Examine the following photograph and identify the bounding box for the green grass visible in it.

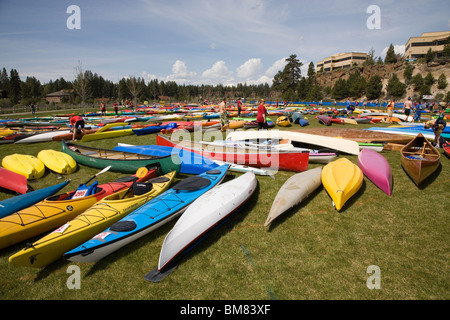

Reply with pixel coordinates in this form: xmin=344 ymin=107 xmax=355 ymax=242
xmin=0 ymin=110 xmax=449 ymax=300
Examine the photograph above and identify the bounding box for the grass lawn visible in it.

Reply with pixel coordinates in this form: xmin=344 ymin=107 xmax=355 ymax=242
xmin=0 ymin=109 xmax=449 ymax=300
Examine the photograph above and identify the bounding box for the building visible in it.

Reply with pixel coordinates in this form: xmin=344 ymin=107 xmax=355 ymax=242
xmin=45 ymin=90 xmax=74 ymax=103
xmin=404 ymin=31 xmax=450 ymax=60
xmin=317 ymin=52 xmax=368 ymax=72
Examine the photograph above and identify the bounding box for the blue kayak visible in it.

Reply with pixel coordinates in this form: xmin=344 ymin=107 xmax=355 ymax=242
xmin=0 ymin=179 xmax=71 ymax=219
xmin=113 ymin=144 xmax=219 ymax=174
xmin=64 ymin=164 xmax=230 ymax=263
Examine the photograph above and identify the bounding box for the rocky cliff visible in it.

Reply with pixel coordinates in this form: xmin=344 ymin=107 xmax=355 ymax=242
xmin=315 ymin=60 xmax=450 ymax=101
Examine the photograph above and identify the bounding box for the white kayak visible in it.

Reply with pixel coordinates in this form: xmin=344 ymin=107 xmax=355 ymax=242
xmin=226 ymin=130 xmax=360 ymax=155
xmin=264 ymin=167 xmax=322 ymax=227
xmin=157 ymin=171 xmax=257 ymax=271
xmin=15 ymin=130 xmax=71 ymax=144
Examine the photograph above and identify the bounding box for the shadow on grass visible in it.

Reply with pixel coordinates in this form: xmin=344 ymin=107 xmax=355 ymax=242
xmin=400 ymin=163 xmax=442 ymax=190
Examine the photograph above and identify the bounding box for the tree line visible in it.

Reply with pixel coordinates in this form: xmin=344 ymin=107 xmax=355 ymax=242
xmin=1 ymin=42 xmax=449 ymax=108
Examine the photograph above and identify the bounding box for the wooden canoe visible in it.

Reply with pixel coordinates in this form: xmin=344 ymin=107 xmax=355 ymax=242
xmin=400 ymin=133 xmax=440 ymax=186
xmin=61 ymin=140 xmax=181 ymax=175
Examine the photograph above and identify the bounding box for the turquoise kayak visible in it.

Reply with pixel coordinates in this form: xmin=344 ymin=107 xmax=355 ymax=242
xmin=64 ymin=164 xmax=230 ymax=262
xmin=0 ymin=179 xmax=70 ymax=219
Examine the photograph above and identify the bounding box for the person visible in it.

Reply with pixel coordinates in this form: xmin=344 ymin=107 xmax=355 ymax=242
xmin=413 ymin=102 xmax=423 ymax=122
xmin=346 ymin=98 xmax=353 ymax=114
xmin=30 ymin=103 xmax=35 ymax=115
xmin=237 ymin=98 xmax=242 ymax=118
xmin=69 ymin=114 xmax=86 ymax=141
xmin=100 ymin=103 xmax=106 ymax=116
xmin=218 ymin=97 xmax=229 ymax=132
xmin=386 ymin=99 xmax=395 ymax=123
xmin=425 ymin=113 xmax=447 ymax=147
xmin=113 ymin=102 xmax=119 ymax=116
xmin=402 ymin=97 xmax=412 ymax=118
xmin=257 ymin=99 xmax=268 ymax=130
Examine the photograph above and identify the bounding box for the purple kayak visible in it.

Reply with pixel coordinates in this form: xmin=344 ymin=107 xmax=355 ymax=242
xmin=357 ymin=148 xmax=393 ymax=196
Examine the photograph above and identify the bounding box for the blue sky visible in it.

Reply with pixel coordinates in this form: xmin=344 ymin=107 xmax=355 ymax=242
xmin=1 ymin=0 xmax=449 ymax=85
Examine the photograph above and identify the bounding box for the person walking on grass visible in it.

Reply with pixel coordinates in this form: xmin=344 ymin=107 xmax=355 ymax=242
xmin=402 ymin=97 xmax=412 ymax=118
xmin=386 ymin=99 xmax=395 ymax=123
xmin=218 ymin=97 xmax=229 ymax=132
xmin=257 ymin=99 xmax=268 ymax=130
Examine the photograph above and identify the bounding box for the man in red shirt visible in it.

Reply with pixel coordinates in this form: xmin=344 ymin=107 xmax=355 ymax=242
xmin=257 ymin=99 xmax=268 ymax=130
xmin=69 ymin=115 xmax=86 ymax=141
xmin=237 ymin=98 xmax=242 ymax=118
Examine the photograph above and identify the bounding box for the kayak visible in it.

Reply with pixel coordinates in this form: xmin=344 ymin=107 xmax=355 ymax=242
xmin=37 ymin=149 xmax=77 ymax=175
xmin=2 ymin=154 xmax=45 ymax=179
xmin=264 ymin=167 xmax=322 ymax=227
xmin=10 ymin=171 xmax=175 ymax=268
xmin=15 ymin=130 xmax=72 ymax=144
xmin=0 ymin=167 xmax=157 ymax=250
xmin=62 ymin=164 xmax=230 ymax=263
xmin=81 ymin=123 xmax=134 ymax=142
xmin=113 ymin=144 xmax=219 ymax=175
xmin=154 ymin=170 xmax=257 ymax=274
xmin=357 ymin=148 xmax=393 ymax=195
xmin=0 ymin=179 xmax=70 ymax=219
xmin=61 ymin=140 xmax=181 ymax=175
xmin=321 ymin=158 xmax=363 ymax=211
xmin=0 ymin=167 xmax=29 ymax=194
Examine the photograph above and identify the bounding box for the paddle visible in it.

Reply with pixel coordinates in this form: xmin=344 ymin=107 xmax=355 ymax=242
xmin=84 ymin=165 xmax=112 ymax=185
xmin=120 ymin=166 xmax=149 ymax=199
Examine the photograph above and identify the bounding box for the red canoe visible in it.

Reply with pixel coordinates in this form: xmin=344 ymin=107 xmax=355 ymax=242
xmin=156 ymin=134 xmax=309 ymax=172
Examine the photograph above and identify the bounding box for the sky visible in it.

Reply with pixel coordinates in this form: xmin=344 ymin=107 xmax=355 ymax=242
xmin=1 ymin=0 xmax=449 ymax=86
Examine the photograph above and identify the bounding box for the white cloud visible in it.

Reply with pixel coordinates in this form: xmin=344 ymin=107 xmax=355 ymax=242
xmin=201 ymin=60 xmax=234 ymax=84
xmin=265 ymin=57 xmax=288 ymax=78
xmin=165 ymin=60 xmax=197 ymax=83
xmin=142 ymin=72 xmax=157 ymax=81
xmin=236 ymin=58 xmax=263 ymax=79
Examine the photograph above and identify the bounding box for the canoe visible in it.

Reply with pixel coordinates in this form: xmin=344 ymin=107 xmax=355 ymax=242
xmin=153 ymin=170 xmax=257 ymax=274
xmin=366 ymin=127 xmax=440 ymax=140
xmin=226 ymin=130 xmax=360 ymax=155
xmin=37 ymin=149 xmax=77 ymax=175
xmin=113 ymin=144 xmax=219 ymax=175
xmin=0 ymin=180 xmax=70 ymax=219
xmin=156 ymin=134 xmax=309 ymax=172
xmin=321 ymin=158 xmax=363 ymax=211
xmin=2 ymin=154 xmax=45 ymax=179
xmin=9 ymin=171 xmax=175 ymax=268
xmin=0 ymin=167 xmax=157 ymax=250
xmin=264 ymin=167 xmax=322 ymax=227
xmin=292 ymin=128 xmax=413 ymax=144
xmin=62 ymin=164 xmax=230 ymax=263
xmin=15 ymin=130 xmax=72 ymax=144
xmin=61 ymin=140 xmax=181 ymax=175
xmin=357 ymin=148 xmax=393 ymax=195
xmin=400 ymin=133 xmax=441 ymax=186
xmin=81 ymin=123 xmax=134 ymax=142
xmin=0 ymin=167 xmax=29 ymax=194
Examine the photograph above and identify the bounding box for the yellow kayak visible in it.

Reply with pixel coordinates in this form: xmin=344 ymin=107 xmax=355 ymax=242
xmin=276 ymin=116 xmax=291 ymax=127
xmin=321 ymin=158 xmax=363 ymax=211
xmin=37 ymin=149 xmax=77 ymax=174
xmin=9 ymin=171 xmax=176 ymax=268
xmin=1 ymin=154 xmax=45 ymax=179
xmin=81 ymin=123 xmax=134 ymax=142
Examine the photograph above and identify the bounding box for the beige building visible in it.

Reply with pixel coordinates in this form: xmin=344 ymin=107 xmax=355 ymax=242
xmin=316 ymin=52 xmax=368 ymax=72
xmin=404 ymin=31 xmax=450 ymax=60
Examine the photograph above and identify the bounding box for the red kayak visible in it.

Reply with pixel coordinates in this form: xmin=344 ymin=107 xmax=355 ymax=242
xmin=0 ymin=167 xmax=29 ymax=194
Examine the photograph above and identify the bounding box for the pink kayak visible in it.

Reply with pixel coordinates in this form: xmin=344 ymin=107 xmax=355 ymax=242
xmin=357 ymin=148 xmax=393 ymax=196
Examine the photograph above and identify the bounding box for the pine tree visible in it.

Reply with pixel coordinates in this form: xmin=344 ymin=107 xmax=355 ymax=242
xmin=9 ymin=69 xmax=21 ymax=105
xmin=437 ymin=73 xmax=448 ymax=90
xmin=386 ymin=73 xmax=406 ymax=98
xmin=384 ymin=44 xmax=397 ymax=64
xmin=366 ymin=75 xmax=383 ymax=100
